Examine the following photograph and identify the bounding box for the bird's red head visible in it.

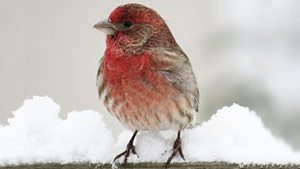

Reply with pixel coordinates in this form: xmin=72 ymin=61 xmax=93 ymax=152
xmin=94 ymin=4 xmax=177 ymax=55
xmin=108 ymin=4 xmax=163 ymax=28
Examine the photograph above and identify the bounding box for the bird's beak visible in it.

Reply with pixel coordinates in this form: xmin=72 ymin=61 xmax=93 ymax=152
xmin=93 ymin=19 xmax=116 ymax=35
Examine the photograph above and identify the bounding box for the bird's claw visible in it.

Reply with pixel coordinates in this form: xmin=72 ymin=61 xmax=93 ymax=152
xmin=113 ymin=130 xmax=139 ymax=166
xmin=113 ymin=143 xmax=137 ymax=166
xmin=165 ymin=132 xmax=185 ymax=168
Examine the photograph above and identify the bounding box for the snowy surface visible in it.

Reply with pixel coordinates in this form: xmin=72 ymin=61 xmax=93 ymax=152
xmin=0 ymin=96 xmax=114 ymax=165
xmin=0 ymin=96 xmax=299 ymax=166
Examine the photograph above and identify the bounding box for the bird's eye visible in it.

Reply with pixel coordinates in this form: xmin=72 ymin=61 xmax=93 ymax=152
xmin=123 ymin=21 xmax=133 ymax=28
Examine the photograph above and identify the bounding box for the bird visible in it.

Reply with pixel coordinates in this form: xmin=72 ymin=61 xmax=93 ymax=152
xmin=94 ymin=3 xmax=199 ymax=167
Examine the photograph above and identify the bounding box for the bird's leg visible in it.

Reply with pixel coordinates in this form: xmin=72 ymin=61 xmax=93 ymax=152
xmin=114 ymin=130 xmax=138 ymax=165
xmin=165 ymin=130 xmax=185 ymax=168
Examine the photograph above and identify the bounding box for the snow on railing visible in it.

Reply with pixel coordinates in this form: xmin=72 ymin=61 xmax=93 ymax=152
xmin=1 ymin=96 xmax=300 ymax=167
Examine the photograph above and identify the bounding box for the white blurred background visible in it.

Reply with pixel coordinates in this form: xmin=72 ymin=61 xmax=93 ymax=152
xmin=0 ymin=0 xmax=300 ymax=150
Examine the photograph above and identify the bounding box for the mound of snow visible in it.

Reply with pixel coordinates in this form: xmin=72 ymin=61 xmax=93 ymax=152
xmin=0 ymin=96 xmax=113 ymax=166
xmin=0 ymin=96 xmax=299 ymax=165
xmin=183 ymin=104 xmax=300 ymax=164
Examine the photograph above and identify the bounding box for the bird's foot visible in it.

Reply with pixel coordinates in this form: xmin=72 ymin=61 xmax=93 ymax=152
xmin=165 ymin=131 xmax=185 ymax=168
xmin=113 ymin=142 xmax=137 ymax=166
xmin=113 ymin=130 xmax=138 ymax=166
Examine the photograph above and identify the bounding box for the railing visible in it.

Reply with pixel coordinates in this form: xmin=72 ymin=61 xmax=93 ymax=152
xmin=1 ymin=162 xmax=299 ymax=169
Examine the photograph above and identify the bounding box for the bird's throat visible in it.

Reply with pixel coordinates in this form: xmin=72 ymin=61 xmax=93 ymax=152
xmin=103 ymin=50 xmax=152 ymax=85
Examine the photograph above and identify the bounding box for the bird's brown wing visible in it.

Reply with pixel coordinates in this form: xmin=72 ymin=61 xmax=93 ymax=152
xmin=152 ymin=47 xmax=200 ymax=113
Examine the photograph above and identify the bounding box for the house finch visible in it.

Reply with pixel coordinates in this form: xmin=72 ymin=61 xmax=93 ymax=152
xmin=94 ymin=3 xmax=199 ymax=167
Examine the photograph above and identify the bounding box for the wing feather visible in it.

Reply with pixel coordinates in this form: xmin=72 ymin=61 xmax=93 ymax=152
xmin=152 ymin=48 xmax=200 ymax=113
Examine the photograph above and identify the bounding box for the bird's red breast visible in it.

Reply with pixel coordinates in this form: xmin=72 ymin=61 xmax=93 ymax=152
xmin=100 ymin=49 xmax=185 ymax=130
